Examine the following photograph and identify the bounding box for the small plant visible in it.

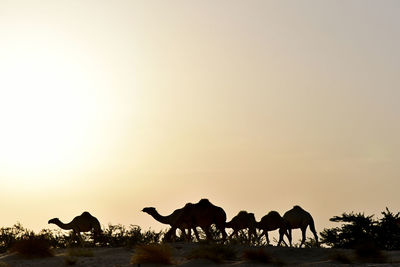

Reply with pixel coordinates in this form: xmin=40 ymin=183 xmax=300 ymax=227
xmin=329 ymin=252 xmax=353 ymax=264
xmin=67 ymin=248 xmax=94 ymax=257
xmin=186 ymin=243 xmax=237 ymax=263
xmin=10 ymin=238 xmax=53 ymax=258
xmin=243 ymin=248 xmax=272 ymax=263
xmin=355 ymin=241 xmax=387 ymax=263
xmin=64 ymin=256 xmax=78 ymax=265
xmin=131 ymin=244 xmax=174 ymax=265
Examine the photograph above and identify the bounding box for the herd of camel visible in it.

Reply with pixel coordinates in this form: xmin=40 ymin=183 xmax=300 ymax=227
xmin=48 ymin=199 xmax=319 ymax=248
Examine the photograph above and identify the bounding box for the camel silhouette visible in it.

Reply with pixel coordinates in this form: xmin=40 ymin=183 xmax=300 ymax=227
xmin=173 ymin=199 xmax=227 ymax=242
xmin=142 ymin=205 xmax=200 ymax=241
xmin=277 ymin=205 xmax=318 ymax=247
xmin=226 ymin=210 xmax=257 ymax=243
xmin=257 ymin=211 xmax=288 ymax=246
xmin=48 ymin=211 xmax=102 ymax=243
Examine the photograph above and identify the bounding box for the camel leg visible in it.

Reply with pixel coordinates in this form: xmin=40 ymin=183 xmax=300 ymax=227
xmin=265 ymin=231 xmax=270 ymax=245
xmin=247 ymin=229 xmax=252 ymax=244
xmin=277 ymin=228 xmax=284 ymax=246
xmin=184 ymin=228 xmax=190 ymax=241
xmin=193 ymin=227 xmax=201 ymax=242
xmin=217 ymin=224 xmax=227 ymax=242
xmin=203 ymin=226 xmax=213 ymax=241
xmin=249 ymin=228 xmax=256 ymax=244
xmin=287 ymin=228 xmax=293 ymax=247
xmin=309 ymin=222 xmax=319 ymax=247
xmin=229 ymin=230 xmax=237 ymax=240
xmin=300 ymin=227 xmax=307 ymax=248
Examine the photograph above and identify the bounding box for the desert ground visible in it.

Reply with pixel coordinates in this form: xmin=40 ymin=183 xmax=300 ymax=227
xmin=2 ymin=242 xmax=400 ymax=267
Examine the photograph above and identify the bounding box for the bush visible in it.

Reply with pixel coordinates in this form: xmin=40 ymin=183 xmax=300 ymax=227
xmin=186 ymin=243 xmax=237 ymax=263
xmin=131 ymin=244 xmax=174 ymax=265
xmin=242 ymin=248 xmax=273 ymax=263
xmin=355 ymin=241 xmax=387 ymax=263
xmin=10 ymin=238 xmax=53 ymax=258
xmin=321 ymin=208 xmax=400 ymax=250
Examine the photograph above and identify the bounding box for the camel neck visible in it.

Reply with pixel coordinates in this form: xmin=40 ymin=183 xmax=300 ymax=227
xmin=56 ymin=220 xmax=74 ymax=230
xmin=150 ymin=211 xmax=172 ymax=224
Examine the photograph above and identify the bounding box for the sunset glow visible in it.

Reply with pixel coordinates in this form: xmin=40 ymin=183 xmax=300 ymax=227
xmin=0 ymin=0 xmax=399 ymax=236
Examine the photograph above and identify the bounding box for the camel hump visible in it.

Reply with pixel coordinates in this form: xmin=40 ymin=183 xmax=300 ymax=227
xmin=81 ymin=211 xmax=92 ymax=217
xmin=238 ymin=210 xmax=248 ymax=216
xmin=198 ymin=198 xmax=211 ymax=205
xmin=184 ymin=203 xmax=194 ymax=208
xmin=293 ymin=205 xmax=304 ymax=211
xmin=267 ymin=210 xmax=281 ymax=217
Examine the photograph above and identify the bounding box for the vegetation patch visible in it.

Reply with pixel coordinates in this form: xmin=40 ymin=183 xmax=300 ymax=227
xmin=355 ymin=241 xmax=387 ymax=263
xmin=10 ymin=238 xmax=53 ymax=258
xmin=329 ymin=252 xmax=353 ymax=264
xmin=242 ymin=248 xmax=285 ymax=265
xmin=64 ymin=256 xmax=78 ymax=265
xmin=131 ymin=243 xmax=174 ymax=265
xmin=186 ymin=243 xmax=237 ymax=264
xmin=67 ymin=248 xmax=94 ymax=257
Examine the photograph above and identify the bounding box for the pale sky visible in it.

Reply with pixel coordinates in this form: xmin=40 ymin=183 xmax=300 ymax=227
xmin=0 ymin=0 xmax=399 ymax=237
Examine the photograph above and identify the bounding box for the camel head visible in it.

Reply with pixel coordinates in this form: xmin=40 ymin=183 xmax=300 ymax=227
xmin=142 ymin=207 xmax=156 ymax=214
xmin=48 ymin=218 xmax=60 ymax=225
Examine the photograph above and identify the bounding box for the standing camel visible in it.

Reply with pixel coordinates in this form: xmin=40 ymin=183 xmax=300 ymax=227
xmin=48 ymin=211 xmax=102 ymax=244
xmin=257 ymin=211 xmax=288 ymax=246
xmin=226 ymin=211 xmax=257 ymax=243
xmin=142 ymin=205 xmax=200 ymax=241
xmin=277 ymin=205 xmax=318 ymax=247
xmin=173 ymin=199 xmax=227 ymax=242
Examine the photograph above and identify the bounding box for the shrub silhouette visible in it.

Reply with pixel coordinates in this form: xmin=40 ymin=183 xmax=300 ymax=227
xmin=10 ymin=238 xmax=53 ymax=258
xmin=131 ymin=244 xmax=174 ymax=265
xmin=0 ymin=223 xmax=164 ymax=251
xmin=321 ymin=208 xmax=400 ymax=250
xmin=186 ymin=243 xmax=238 ymax=263
xmin=242 ymin=248 xmax=273 ymax=263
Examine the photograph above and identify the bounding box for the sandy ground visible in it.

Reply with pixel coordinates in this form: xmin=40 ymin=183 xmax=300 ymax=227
xmin=2 ymin=243 xmax=400 ymax=267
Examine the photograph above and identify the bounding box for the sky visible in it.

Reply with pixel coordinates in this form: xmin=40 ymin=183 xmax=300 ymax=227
xmin=1 ymin=0 xmax=400 ymax=239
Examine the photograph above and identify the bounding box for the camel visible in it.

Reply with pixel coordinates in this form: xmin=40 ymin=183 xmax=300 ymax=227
xmin=48 ymin=211 xmax=102 ymax=244
xmin=226 ymin=210 xmax=257 ymax=243
xmin=173 ymin=199 xmax=227 ymax=242
xmin=277 ymin=205 xmax=319 ymax=247
xmin=142 ymin=205 xmax=200 ymax=242
xmin=257 ymin=211 xmax=288 ymax=246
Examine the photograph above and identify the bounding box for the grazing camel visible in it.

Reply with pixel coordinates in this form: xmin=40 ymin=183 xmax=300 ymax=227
xmin=48 ymin=211 xmax=102 ymax=243
xmin=142 ymin=205 xmax=200 ymax=241
xmin=257 ymin=211 xmax=288 ymax=246
xmin=226 ymin=211 xmax=257 ymax=243
xmin=174 ymin=199 xmax=227 ymax=242
xmin=277 ymin=205 xmax=319 ymax=247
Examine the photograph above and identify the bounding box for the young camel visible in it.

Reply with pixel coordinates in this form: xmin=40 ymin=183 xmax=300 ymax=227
xmin=257 ymin=211 xmax=288 ymax=246
xmin=226 ymin=211 xmax=257 ymax=243
xmin=277 ymin=205 xmax=319 ymax=247
xmin=48 ymin=211 xmax=102 ymax=244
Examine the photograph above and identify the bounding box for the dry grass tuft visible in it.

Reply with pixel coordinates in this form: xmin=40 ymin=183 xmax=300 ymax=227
xmin=131 ymin=243 xmax=174 ymax=265
xmin=242 ymin=248 xmax=273 ymax=263
xmin=67 ymin=248 xmax=94 ymax=257
xmin=355 ymin=242 xmax=387 ymax=263
xmin=10 ymin=238 xmax=53 ymax=258
xmin=186 ymin=243 xmax=237 ymax=264
xmin=329 ymin=252 xmax=353 ymax=264
xmin=242 ymin=248 xmax=285 ymax=265
xmin=64 ymin=256 xmax=78 ymax=265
